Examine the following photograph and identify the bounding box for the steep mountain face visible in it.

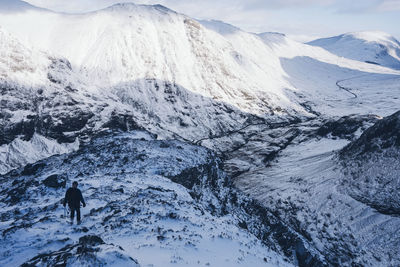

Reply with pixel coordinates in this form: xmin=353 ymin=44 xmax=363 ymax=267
xmin=0 ymin=23 xmax=253 ymax=174
xmin=340 ymin=111 xmax=400 ymax=214
xmin=0 ymin=2 xmax=304 ymax=116
xmin=0 ymin=27 xmax=136 ymax=173
xmin=1 ymin=2 xmax=321 ymax=174
xmin=308 ymin=31 xmax=400 ymax=70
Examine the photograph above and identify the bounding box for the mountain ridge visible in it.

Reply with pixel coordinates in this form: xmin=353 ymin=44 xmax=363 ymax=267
xmin=308 ymin=31 xmax=400 ymax=70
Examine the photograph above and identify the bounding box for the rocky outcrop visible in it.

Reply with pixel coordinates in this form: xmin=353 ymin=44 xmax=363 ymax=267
xmin=317 ymin=114 xmax=379 ymax=140
xmin=340 ymin=111 xmax=400 ymax=156
xmin=340 ymin=111 xmax=400 ymax=215
xmin=21 ymin=235 xmax=139 ymax=267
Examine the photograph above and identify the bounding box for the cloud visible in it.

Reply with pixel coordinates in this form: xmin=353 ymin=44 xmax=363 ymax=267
xmin=21 ymin=0 xmax=400 ymax=40
xmin=24 ymin=0 xmax=151 ymax=13
xmin=329 ymin=0 xmax=400 ymax=13
xmin=377 ymin=0 xmax=400 ymax=11
xmin=23 ymin=0 xmax=400 ymax=14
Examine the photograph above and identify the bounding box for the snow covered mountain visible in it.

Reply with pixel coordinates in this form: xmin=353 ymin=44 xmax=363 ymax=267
xmin=1 ymin=1 xmax=400 ymax=266
xmin=3 ymin=2 xmax=398 ymax=174
xmin=308 ymin=31 xmax=400 ymax=70
xmin=0 ymin=2 xmax=303 ymax=115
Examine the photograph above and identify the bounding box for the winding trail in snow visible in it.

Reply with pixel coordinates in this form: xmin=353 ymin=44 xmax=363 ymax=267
xmin=335 ymin=74 xmax=371 ymax=99
xmin=335 ymin=80 xmax=357 ymax=98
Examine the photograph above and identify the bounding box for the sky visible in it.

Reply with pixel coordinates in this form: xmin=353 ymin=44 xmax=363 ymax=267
xmin=23 ymin=0 xmax=400 ymax=42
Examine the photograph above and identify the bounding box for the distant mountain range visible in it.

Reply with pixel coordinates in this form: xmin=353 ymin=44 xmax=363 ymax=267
xmin=309 ymin=31 xmax=400 ymax=70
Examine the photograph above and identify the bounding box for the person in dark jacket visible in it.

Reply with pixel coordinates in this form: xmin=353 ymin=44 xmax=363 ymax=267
xmin=63 ymin=181 xmax=86 ymax=224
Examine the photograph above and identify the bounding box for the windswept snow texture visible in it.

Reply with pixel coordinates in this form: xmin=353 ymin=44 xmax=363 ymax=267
xmin=308 ymin=31 xmax=400 ymax=70
xmin=0 ymin=131 xmax=292 ymax=267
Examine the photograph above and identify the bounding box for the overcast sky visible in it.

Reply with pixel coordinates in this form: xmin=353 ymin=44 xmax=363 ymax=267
xmin=24 ymin=0 xmax=400 ymax=42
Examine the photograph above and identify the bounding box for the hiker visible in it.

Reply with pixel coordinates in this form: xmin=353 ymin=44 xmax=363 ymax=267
xmin=63 ymin=181 xmax=86 ymax=224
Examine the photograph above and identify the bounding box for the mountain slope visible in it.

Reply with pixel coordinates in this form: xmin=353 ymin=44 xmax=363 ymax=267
xmin=0 ymin=2 xmax=304 ymax=116
xmin=308 ymin=31 xmax=400 ymax=70
xmin=226 ymin=111 xmax=400 ymax=266
xmin=0 ymin=25 xmax=254 ymax=174
xmin=0 ymin=130 xmax=313 ymax=266
xmin=340 ymin=110 xmax=400 ymax=214
xmin=200 ymin=21 xmax=400 ymax=117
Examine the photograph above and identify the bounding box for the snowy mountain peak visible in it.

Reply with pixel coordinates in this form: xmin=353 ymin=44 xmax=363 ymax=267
xmin=100 ymin=2 xmax=176 ymax=15
xmin=199 ymin=20 xmax=242 ymax=35
xmin=257 ymin=32 xmax=289 ymax=45
xmin=0 ymin=0 xmax=48 ymax=13
xmin=342 ymin=31 xmax=399 ymax=44
xmin=308 ymin=31 xmax=400 ymax=69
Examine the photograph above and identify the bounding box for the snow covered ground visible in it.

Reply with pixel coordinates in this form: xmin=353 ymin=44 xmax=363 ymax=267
xmin=0 ymin=131 xmax=292 ymax=267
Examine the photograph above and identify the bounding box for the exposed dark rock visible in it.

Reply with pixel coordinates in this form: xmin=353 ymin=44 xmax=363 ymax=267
xmin=0 ymin=110 xmax=94 ymax=145
xmin=102 ymin=111 xmax=141 ymax=132
xmin=78 ymin=235 xmax=105 ymax=246
xmin=0 ymin=119 xmax=36 ymax=145
xmin=43 ymin=174 xmax=66 ymax=188
xmin=340 ymin=111 xmax=400 ymax=157
xmin=317 ymin=114 xmax=379 ymax=140
xmin=21 ymin=235 xmax=138 ymax=267
xmin=1 ymin=176 xmax=40 ymax=205
xmin=21 ymin=163 xmax=46 ymax=176
xmin=47 ymin=58 xmax=73 ymax=84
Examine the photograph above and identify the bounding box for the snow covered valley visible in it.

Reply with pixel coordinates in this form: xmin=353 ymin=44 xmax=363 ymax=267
xmin=1 ymin=1 xmax=400 ymax=266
